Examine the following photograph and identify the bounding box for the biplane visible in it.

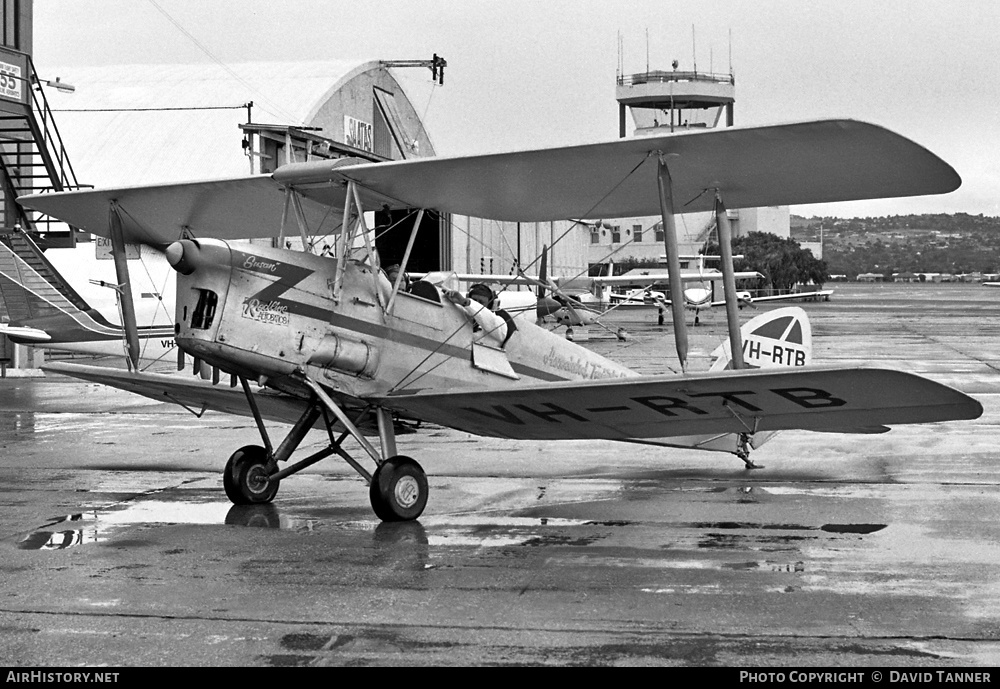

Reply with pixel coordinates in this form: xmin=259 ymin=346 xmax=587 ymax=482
xmin=19 ymin=119 xmax=982 ymax=522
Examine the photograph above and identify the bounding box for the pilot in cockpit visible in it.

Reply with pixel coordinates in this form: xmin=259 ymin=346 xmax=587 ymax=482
xmin=443 ymin=283 xmax=512 ymax=347
xmin=385 ymin=264 xmax=409 ymax=292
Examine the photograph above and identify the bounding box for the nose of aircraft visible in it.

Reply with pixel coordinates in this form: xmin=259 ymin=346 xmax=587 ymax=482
xmin=165 ymin=240 xmax=198 ymax=275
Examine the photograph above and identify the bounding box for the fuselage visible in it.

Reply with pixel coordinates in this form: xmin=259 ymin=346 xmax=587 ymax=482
xmin=168 ymin=240 xmax=635 ymax=404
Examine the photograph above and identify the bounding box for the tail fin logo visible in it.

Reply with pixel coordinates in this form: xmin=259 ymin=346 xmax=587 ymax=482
xmin=711 ymin=306 xmax=812 ymax=371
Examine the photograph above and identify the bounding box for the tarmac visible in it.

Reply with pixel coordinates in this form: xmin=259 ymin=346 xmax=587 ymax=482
xmin=1 ymin=281 xmax=999 ymax=667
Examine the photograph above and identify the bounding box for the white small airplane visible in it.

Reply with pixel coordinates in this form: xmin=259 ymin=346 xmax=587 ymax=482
xmin=18 ymin=118 xmax=981 ymax=523
xmin=0 ymin=232 xmax=176 ymax=363
xmin=609 ymin=254 xmax=832 ymax=324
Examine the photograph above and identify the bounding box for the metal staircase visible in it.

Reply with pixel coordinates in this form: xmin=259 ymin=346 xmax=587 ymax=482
xmin=0 ymin=226 xmax=92 ymax=320
xmin=0 ymin=47 xmax=87 ymax=245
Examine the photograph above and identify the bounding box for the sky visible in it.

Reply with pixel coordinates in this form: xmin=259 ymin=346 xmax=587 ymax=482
xmin=31 ymin=0 xmax=1000 ymax=218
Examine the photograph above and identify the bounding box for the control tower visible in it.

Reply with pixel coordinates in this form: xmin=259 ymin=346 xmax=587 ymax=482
xmin=616 ymin=63 xmax=734 ymax=137
xmin=587 ymin=60 xmax=788 ymax=268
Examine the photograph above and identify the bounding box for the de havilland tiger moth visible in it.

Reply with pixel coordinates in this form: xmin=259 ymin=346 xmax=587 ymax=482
xmin=18 ymin=119 xmax=983 ymax=522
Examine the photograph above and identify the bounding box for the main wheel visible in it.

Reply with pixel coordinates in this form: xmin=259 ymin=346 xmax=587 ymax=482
xmin=369 ymin=455 xmax=428 ymax=522
xmin=223 ymin=445 xmax=279 ymax=505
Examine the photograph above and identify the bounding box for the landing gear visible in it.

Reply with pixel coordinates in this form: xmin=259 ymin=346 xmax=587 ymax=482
xmin=225 ymin=371 xmax=428 ymax=522
xmin=735 ymin=432 xmax=764 ymax=470
xmin=224 ymin=444 xmax=279 ymax=504
xmin=370 ymin=456 xmax=428 ymax=521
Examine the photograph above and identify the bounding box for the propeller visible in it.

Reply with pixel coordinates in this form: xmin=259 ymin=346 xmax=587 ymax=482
xmin=518 ymin=245 xmax=627 ymax=341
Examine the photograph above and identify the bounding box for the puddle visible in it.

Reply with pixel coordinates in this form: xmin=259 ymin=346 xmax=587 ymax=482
xmin=15 ymin=492 xmax=884 ymax=553
xmin=689 ymin=521 xmax=886 ymax=534
xmin=16 ymin=512 xmax=100 ymax=550
xmin=14 ymin=498 xmax=594 ymax=551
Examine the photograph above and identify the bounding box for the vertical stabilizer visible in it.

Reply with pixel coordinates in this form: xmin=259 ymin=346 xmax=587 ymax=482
xmin=710 ymin=306 xmax=812 ymax=372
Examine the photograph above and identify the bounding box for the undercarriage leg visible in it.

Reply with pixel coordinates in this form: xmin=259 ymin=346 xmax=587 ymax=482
xmin=736 ymin=432 xmax=764 ymax=470
xmin=377 ymin=407 xmax=397 ymax=459
xmin=299 ymin=374 xmax=383 ymax=465
xmin=239 ymin=376 xmax=273 ymax=456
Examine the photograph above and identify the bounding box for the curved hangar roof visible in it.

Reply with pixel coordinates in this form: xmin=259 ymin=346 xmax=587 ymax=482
xmin=41 ymin=60 xmax=438 ymax=187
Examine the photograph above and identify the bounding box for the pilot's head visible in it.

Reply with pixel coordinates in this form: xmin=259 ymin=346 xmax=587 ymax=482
xmin=468 ymin=283 xmax=495 ymax=309
xmin=386 ymin=264 xmax=408 ymax=288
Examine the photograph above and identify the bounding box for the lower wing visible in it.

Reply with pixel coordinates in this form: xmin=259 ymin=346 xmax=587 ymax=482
xmin=43 ymin=362 xmax=982 ymax=446
xmin=379 ymin=366 xmax=981 ymax=440
xmin=43 ymin=362 xmax=317 ymax=427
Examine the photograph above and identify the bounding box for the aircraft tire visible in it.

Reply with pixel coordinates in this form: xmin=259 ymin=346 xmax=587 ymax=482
xmin=369 ymin=455 xmax=428 ymax=522
xmin=224 ymin=445 xmax=278 ymax=505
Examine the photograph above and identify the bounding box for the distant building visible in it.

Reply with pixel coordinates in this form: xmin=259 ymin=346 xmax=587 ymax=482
xmin=857 ymin=273 xmax=884 ymax=282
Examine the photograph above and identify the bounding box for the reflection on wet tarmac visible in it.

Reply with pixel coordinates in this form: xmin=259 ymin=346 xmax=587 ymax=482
xmin=225 ymin=504 xmax=320 ymax=531
xmin=16 ymin=501 xmax=233 ymax=549
xmin=17 ymin=512 xmax=99 ymax=550
xmin=0 ymin=411 xmax=35 ymax=437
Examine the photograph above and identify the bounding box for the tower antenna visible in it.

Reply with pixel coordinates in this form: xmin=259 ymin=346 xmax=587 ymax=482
xmin=692 ymin=25 xmax=697 ymax=73
xmin=729 ymin=28 xmax=733 ymax=77
xmin=645 ymin=28 xmax=649 ymax=74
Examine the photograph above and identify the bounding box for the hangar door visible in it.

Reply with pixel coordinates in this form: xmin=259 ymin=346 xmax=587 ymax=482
xmin=375 ymin=208 xmax=451 ymax=273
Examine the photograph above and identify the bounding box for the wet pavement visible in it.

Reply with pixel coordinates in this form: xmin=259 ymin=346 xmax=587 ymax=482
xmin=1 ymin=282 xmax=999 ymax=666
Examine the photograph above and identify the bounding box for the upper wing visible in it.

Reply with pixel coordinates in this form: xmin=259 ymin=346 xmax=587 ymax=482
xmin=292 ymin=119 xmax=959 ymax=222
xmin=17 ymin=176 xmax=352 ymax=247
xmin=19 ymin=119 xmax=959 ymax=244
xmin=379 ymin=366 xmax=981 ymax=440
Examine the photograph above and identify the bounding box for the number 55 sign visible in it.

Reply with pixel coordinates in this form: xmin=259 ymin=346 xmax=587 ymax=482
xmin=0 ymin=60 xmax=22 ymax=101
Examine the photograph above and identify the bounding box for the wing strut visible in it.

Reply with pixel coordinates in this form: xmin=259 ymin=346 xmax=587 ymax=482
xmin=714 ymin=193 xmax=745 ymax=369
xmin=108 ymin=202 xmax=140 ymax=371
xmin=655 ymin=155 xmax=689 ymax=370
xmin=386 ymin=208 xmax=425 ymax=314
xmin=332 ymin=180 xmax=355 ymax=302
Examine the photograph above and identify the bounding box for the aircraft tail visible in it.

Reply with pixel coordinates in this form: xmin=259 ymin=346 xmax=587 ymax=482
xmin=709 ymin=306 xmax=812 ymax=372
xmin=630 ymin=307 xmax=815 ymax=456
xmin=0 ymin=230 xmax=95 ymax=320
xmin=0 ymin=231 xmax=140 ymax=347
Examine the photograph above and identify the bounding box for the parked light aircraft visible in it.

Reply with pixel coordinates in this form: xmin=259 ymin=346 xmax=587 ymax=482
xmin=19 ymin=119 xmax=982 ymax=522
xmin=440 ymin=248 xmax=759 ymax=334
xmin=609 ymin=254 xmax=833 ymax=324
xmin=0 ymin=231 xmax=176 ymax=363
